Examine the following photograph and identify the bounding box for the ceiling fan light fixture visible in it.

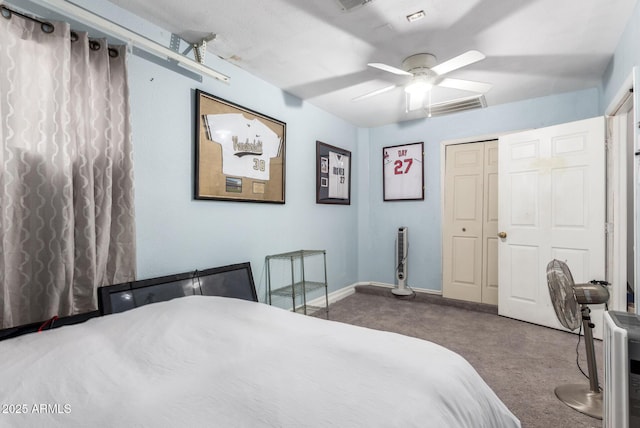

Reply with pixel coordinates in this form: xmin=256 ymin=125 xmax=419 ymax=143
xmin=404 ymin=77 xmax=433 ymax=94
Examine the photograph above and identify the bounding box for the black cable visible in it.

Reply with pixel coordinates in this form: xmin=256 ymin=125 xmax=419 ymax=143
xmin=575 ymin=323 xmax=589 ymax=379
xmin=575 ymin=322 xmax=602 ymax=391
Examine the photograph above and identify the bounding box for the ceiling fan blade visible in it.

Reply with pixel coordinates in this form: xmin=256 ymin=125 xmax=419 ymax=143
xmin=367 ymin=63 xmax=413 ymax=76
xmin=352 ymin=84 xmax=397 ymax=102
xmin=431 ymin=50 xmax=486 ymax=75
xmin=438 ymin=78 xmax=492 ymax=93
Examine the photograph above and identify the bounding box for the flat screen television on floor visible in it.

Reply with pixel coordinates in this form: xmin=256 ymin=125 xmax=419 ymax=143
xmin=98 ymin=262 xmax=258 ymax=315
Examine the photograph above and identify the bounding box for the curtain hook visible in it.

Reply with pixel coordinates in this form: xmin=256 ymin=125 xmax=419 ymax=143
xmin=41 ymin=22 xmax=54 ymax=33
xmin=0 ymin=5 xmax=54 ymax=33
xmin=108 ymin=48 xmax=119 ymax=58
xmin=89 ymin=40 xmax=101 ymax=51
xmin=1 ymin=6 xmax=11 ymax=19
xmin=70 ymin=31 xmax=79 ymax=42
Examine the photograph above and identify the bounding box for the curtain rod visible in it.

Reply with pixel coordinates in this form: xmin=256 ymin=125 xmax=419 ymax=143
xmin=19 ymin=0 xmax=230 ymax=84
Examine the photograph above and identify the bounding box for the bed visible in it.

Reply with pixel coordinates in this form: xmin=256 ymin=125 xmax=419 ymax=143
xmin=0 ymin=263 xmax=520 ymax=427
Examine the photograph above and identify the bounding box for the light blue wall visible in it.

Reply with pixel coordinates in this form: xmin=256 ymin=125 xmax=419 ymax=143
xmin=74 ymin=1 xmax=640 ymax=298
xmin=360 ymin=89 xmax=600 ymax=291
xmin=600 ymin=0 xmax=640 ymax=314
xmin=44 ymin=0 xmax=362 ymax=300
xmin=359 ymin=1 xmax=640 ymax=292
xmin=601 ymin=0 xmax=640 ymax=112
xmin=10 ymin=0 xmax=639 ymax=299
xmin=130 ymin=58 xmax=360 ymax=300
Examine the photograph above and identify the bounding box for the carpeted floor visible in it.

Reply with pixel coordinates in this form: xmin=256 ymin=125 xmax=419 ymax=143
xmin=322 ymin=286 xmax=603 ymax=428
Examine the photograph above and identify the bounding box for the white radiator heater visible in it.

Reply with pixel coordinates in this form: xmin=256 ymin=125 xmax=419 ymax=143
xmin=603 ymin=311 xmax=640 ymax=427
xmin=392 ymin=227 xmax=412 ymax=296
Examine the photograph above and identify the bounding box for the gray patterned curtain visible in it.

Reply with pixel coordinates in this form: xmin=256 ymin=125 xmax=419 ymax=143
xmin=0 ymin=14 xmax=136 ymax=328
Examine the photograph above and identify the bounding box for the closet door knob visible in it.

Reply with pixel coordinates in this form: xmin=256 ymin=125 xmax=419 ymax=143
xmin=497 ymin=232 xmax=507 ymax=239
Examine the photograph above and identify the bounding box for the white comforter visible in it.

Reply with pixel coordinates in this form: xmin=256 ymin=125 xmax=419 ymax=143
xmin=0 ymin=296 xmax=520 ymax=427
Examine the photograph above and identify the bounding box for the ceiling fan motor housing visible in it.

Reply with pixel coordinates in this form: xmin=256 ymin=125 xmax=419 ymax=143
xmin=356 ymin=50 xmax=490 ymax=114
xmin=403 ymin=53 xmax=439 ymax=92
xmin=402 ymin=53 xmax=438 ymax=74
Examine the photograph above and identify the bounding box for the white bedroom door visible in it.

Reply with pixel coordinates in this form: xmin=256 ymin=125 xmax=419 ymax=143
xmin=498 ymin=117 xmax=606 ymax=335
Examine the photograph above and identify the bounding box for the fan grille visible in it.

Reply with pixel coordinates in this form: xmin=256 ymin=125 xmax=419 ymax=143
xmin=546 ymin=259 xmax=581 ymax=331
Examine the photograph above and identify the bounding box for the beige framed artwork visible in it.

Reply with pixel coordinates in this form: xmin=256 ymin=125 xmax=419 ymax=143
xmin=195 ymin=90 xmax=286 ymax=203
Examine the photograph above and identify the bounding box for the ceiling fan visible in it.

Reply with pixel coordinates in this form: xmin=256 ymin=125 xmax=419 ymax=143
xmin=353 ymin=50 xmax=492 ymax=113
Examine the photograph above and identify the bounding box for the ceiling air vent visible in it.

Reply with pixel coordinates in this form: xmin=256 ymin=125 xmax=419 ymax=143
xmin=424 ymin=95 xmax=487 ymax=117
xmin=335 ymin=0 xmax=373 ymax=12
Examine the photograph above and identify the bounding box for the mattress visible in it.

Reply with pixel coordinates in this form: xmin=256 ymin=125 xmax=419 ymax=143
xmin=0 ymin=296 xmax=520 ymax=427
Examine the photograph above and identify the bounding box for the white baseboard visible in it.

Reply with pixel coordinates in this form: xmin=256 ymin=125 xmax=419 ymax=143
xmin=288 ymin=281 xmax=443 ymax=312
xmin=305 ymin=283 xmax=357 ymax=307
xmin=358 ymin=281 xmax=442 ymax=296
xmin=365 ymin=281 xmax=442 ymax=296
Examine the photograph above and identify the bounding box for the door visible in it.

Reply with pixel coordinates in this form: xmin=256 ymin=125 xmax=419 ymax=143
xmin=482 ymin=141 xmax=499 ymax=305
xmin=498 ymin=117 xmax=605 ymax=335
xmin=443 ymin=141 xmax=498 ymax=304
xmin=606 ymin=92 xmax=634 ymax=314
xmin=443 ymin=143 xmax=484 ymax=302
xmin=625 ymin=106 xmax=635 ymax=312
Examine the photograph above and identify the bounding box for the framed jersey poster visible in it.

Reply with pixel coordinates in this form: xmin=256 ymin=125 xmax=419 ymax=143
xmin=316 ymin=141 xmax=351 ymax=205
xmin=195 ymin=90 xmax=286 ymax=203
xmin=383 ymin=142 xmax=424 ymax=201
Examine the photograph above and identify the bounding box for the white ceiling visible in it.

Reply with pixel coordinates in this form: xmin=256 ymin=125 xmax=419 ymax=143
xmin=109 ymin=0 xmax=638 ymax=127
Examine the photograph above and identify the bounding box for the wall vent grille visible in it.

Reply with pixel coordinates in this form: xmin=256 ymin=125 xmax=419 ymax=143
xmin=425 ymin=95 xmax=487 ymax=117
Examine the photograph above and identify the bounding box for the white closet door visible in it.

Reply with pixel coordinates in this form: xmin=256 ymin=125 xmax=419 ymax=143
xmin=443 ymin=142 xmax=485 ymax=302
xmin=482 ymin=141 xmax=499 ymax=305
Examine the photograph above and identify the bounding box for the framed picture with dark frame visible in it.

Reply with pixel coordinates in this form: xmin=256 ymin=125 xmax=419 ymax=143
xmin=316 ymin=141 xmax=351 ymax=205
xmin=195 ymin=89 xmax=286 ymax=203
xmin=383 ymin=142 xmax=424 ymax=201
